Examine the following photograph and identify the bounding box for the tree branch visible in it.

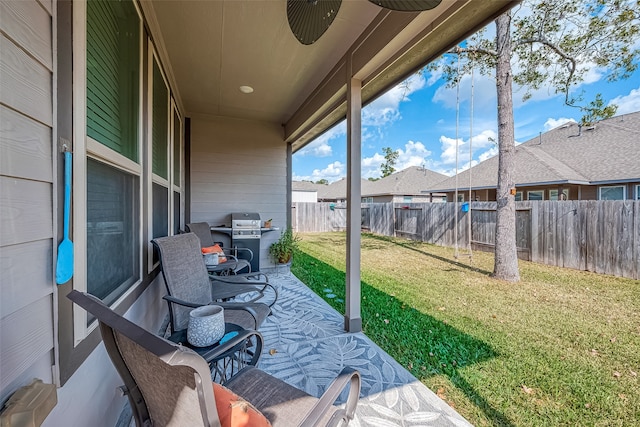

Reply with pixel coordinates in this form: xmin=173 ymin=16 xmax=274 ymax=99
xmin=514 ymin=36 xmax=577 ymax=106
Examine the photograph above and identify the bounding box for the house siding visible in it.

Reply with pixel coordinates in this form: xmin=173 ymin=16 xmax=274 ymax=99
xmin=0 ymin=0 xmax=55 ymax=404
xmin=190 ymin=115 xmax=287 ymax=269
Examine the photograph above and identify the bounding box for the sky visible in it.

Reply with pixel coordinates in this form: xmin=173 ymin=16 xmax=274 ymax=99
xmin=292 ymin=17 xmax=640 ymax=183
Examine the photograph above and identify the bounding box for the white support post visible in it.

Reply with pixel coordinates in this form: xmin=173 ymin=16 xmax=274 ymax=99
xmin=345 ymin=63 xmax=362 ymax=333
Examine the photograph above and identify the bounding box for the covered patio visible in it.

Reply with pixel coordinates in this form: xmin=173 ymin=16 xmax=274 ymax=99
xmin=116 ymin=270 xmax=472 ymax=426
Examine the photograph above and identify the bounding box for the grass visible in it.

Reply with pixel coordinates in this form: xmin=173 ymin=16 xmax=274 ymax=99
xmin=291 ymin=232 xmax=640 ymax=427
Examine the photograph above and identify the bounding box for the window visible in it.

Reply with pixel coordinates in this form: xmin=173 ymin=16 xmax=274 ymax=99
xmin=86 ymin=160 xmax=140 ymax=308
xmin=514 ymin=191 xmax=523 ymax=202
xmin=457 ymin=193 xmax=464 ymax=202
xmin=73 ymin=0 xmax=183 ymax=341
xmin=403 ymin=196 xmax=413 ymax=202
xmin=149 ymin=54 xmax=170 ymax=267
xmin=361 ymin=197 xmax=373 ymax=203
xmin=172 ymin=108 xmax=183 ymax=234
xmin=86 ymin=0 xmax=140 ymax=162
xmin=85 ymin=0 xmax=142 ymax=311
xmin=549 ymin=189 xmax=569 ymax=201
xmin=599 ymin=185 xmax=625 ymax=200
xmin=636 ymin=185 xmax=640 ymax=200
xmin=528 ymin=190 xmax=544 ymax=201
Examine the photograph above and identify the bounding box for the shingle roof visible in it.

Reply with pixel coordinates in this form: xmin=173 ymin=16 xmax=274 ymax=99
xmin=318 ymin=178 xmax=371 ymax=200
xmin=364 ymin=166 xmax=448 ymax=196
xmin=427 ymin=111 xmax=640 ymax=192
xmin=292 ymin=181 xmax=326 ymax=192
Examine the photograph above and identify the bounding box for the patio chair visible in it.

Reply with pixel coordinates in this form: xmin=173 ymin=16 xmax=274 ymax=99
xmin=68 ymin=290 xmax=361 ymax=427
xmin=186 ymin=223 xmax=277 ymax=305
xmin=152 ymin=233 xmax=273 ymax=331
xmin=186 ymin=222 xmax=254 ymax=275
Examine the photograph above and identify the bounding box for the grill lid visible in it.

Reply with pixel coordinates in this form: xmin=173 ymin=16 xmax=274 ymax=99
xmin=231 ymin=212 xmax=261 ymax=228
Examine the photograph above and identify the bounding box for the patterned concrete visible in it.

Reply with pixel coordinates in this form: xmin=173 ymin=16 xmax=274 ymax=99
xmin=255 ymin=270 xmax=473 ymax=426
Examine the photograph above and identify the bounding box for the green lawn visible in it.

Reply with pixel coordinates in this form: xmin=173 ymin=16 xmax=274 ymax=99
xmin=291 ymin=232 xmax=640 ymax=427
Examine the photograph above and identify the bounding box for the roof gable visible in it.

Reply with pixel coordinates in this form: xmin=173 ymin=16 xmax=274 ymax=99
xmin=427 ymin=111 xmax=640 ymax=192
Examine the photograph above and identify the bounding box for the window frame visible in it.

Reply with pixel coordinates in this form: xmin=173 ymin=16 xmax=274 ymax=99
xmin=549 ymin=189 xmax=569 ymax=201
xmin=527 ymin=190 xmax=544 ymax=201
xmin=147 ymin=47 xmax=172 ymax=272
xmin=636 ymin=184 xmax=640 ymax=200
xmin=514 ymin=191 xmax=523 ymax=202
xmin=72 ymin=0 xmax=145 ymax=344
xmin=598 ymin=185 xmax=626 ymax=200
xmin=171 ymin=101 xmax=183 ymax=233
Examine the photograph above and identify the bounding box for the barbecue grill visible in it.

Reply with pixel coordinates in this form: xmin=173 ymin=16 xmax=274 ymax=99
xmin=231 ymin=212 xmax=261 ymax=272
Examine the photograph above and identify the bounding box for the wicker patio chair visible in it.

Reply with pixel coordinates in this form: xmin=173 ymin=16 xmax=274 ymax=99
xmin=68 ymin=290 xmax=361 ymax=427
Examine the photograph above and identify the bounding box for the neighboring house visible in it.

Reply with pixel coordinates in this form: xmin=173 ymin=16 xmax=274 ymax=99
xmin=292 ymin=181 xmax=327 ymax=203
xmin=426 ymin=112 xmax=640 ymax=201
xmin=317 ymin=178 xmax=370 ymax=203
xmin=0 ymin=0 xmax=514 ymax=425
xmin=315 ymin=167 xmax=448 ymax=203
xmin=362 ymin=166 xmax=448 ymax=203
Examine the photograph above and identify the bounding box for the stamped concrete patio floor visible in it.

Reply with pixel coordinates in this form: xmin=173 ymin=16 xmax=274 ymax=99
xmin=254 ymin=270 xmax=472 ymax=426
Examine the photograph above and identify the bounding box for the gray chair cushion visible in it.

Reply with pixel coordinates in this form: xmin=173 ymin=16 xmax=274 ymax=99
xmin=225 ymin=367 xmax=338 ymax=426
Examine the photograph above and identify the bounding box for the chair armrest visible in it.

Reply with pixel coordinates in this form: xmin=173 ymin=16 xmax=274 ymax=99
xmin=163 ymin=294 xmax=202 ymax=309
xmin=298 ymin=368 xmax=361 ymax=427
xmin=163 ymin=295 xmax=262 ymax=329
xmin=210 ymin=272 xmax=269 ymax=284
xmin=223 ymin=247 xmax=253 ymax=262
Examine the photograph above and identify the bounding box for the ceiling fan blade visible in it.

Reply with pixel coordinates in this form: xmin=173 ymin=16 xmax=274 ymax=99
xmin=368 ymin=0 xmax=442 ymax=12
xmin=287 ymin=0 xmax=342 ymax=45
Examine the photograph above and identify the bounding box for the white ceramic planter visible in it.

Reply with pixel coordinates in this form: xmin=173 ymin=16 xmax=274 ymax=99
xmin=187 ymin=305 xmax=225 ymax=347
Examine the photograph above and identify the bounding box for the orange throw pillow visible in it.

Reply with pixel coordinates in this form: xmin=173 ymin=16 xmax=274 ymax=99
xmin=213 ymin=383 xmax=271 ymax=427
xmin=201 ymin=244 xmax=227 ymax=263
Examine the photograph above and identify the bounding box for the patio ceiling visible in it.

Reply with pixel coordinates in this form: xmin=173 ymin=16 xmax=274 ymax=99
xmin=142 ymin=0 xmax=515 ymax=151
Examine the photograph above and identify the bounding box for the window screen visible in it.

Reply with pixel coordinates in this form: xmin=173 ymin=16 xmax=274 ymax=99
xmin=86 ymin=159 xmax=140 ymax=308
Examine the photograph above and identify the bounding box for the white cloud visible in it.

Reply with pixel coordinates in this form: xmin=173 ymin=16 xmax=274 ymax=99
xmin=429 ymin=129 xmax=498 ymax=175
xmin=310 ymin=161 xmax=345 ymax=183
xmin=363 ymin=73 xmax=426 ymax=127
xmin=543 ymin=117 xmax=577 ymax=131
xmin=296 ymin=122 xmax=346 ymax=157
xmin=360 ymin=140 xmax=433 ymax=179
xmin=396 ymin=141 xmax=432 ymax=170
xmin=361 ymin=152 xmax=386 ymax=179
xmin=609 ymin=86 xmax=640 ymax=115
xmin=432 ymin=73 xmax=496 ymax=110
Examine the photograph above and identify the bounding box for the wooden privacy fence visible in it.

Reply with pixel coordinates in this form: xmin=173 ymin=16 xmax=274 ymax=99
xmin=292 ymin=200 xmax=640 ymax=280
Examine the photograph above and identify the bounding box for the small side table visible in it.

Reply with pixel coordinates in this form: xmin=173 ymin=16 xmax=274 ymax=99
xmin=168 ymin=323 xmax=263 ymax=383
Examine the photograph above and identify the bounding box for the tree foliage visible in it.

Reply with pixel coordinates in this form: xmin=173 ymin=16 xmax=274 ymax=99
xmin=381 ymin=147 xmax=399 ymax=177
xmin=434 ymin=0 xmax=640 ymax=122
xmin=429 ymin=0 xmax=640 ymax=281
xmin=315 ymin=178 xmax=329 ymax=185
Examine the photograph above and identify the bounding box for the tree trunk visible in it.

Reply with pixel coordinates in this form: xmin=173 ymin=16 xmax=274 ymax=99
xmin=493 ymin=12 xmax=520 ymax=282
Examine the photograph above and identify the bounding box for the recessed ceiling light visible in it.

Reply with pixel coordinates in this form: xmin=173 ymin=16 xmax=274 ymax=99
xmin=239 ymin=85 xmax=254 ymax=94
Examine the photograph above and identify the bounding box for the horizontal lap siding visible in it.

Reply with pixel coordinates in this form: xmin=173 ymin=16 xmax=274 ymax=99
xmin=190 ymin=117 xmax=286 ymax=267
xmin=0 ymin=0 xmax=55 ymax=399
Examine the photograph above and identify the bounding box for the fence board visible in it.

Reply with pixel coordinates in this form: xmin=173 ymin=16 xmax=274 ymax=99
xmin=293 ymin=200 xmax=639 ymax=280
